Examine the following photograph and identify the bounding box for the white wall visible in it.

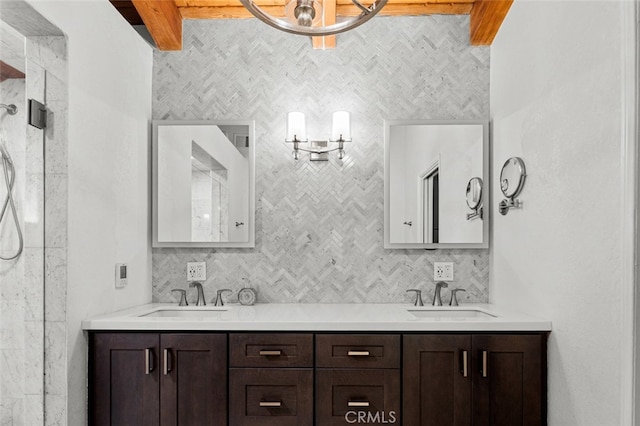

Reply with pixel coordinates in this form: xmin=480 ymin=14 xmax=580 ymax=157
xmin=23 ymin=1 xmax=152 ymax=424
xmin=490 ymin=1 xmax=629 ymax=424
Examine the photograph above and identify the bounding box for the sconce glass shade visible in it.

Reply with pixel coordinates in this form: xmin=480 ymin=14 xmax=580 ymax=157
xmin=286 ymin=111 xmax=307 ymax=142
xmin=331 ymin=111 xmax=351 ymax=142
xmin=238 ymin=0 xmax=388 ymax=36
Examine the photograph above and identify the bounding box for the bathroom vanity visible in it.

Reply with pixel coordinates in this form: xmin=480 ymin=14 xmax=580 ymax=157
xmin=84 ymin=304 xmax=550 ymax=426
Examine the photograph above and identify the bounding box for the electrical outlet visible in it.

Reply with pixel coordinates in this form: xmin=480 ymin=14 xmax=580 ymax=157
xmin=187 ymin=262 xmax=206 ymax=281
xmin=434 ymin=262 xmax=454 ymax=281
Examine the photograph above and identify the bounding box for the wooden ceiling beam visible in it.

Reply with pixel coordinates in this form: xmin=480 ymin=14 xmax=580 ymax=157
xmin=0 ymin=61 xmax=25 ymax=83
xmin=180 ymin=2 xmax=472 ymax=18
xmin=117 ymin=0 xmax=513 ymax=50
xmin=177 ymin=0 xmax=472 ymax=6
xmin=131 ymin=0 xmax=183 ymax=50
xmin=469 ymin=0 xmax=512 ymax=45
xmin=312 ymin=0 xmax=337 ymax=50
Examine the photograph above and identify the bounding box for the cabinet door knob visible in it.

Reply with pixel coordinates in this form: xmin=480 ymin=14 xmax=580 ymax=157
xmin=259 ymin=350 xmax=282 ymax=356
xmin=144 ymin=348 xmax=154 ymax=375
xmin=348 ymin=401 xmax=370 ymax=407
xmin=347 ymin=350 xmax=370 ymax=357
xmin=259 ymin=401 xmax=282 ymax=407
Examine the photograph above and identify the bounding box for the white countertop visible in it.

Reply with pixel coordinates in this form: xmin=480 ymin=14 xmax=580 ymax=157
xmin=82 ymin=303 xmax=551 ymax=332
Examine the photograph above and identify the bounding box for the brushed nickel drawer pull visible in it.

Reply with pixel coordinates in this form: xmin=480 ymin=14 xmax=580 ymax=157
xmin=259 ymin=350 xmax=282 ymax=356
xmin=163 ymin=349 xmax=172 ymax=376
xmin=461 ymin=350 xmax=468 ymax=378
xmin=144 ymin=348 xmax=153 ymax=375
xmin=482 ymin=350 xmax=488 ymax=378
xmin=347 ymin=350 xmax=370 ymax=356
xmin=259 ymin=401 xmax=282 ymax=407
xmin=348 ymin=401 xmax=370 ymax=407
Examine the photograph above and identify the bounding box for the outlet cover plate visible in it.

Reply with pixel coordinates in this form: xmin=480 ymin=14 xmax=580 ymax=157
xmin=434 ymin=262 xmax=454 ymax=281
xmin=187 ymin=262 xmax=206 ymax=281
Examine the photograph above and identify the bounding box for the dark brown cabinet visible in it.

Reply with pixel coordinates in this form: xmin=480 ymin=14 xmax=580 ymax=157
xmin=90 ymin=333 xmax=227 ymax=426
xmin=316 ymin=334 xmax=401 ymax=425
xmin=403 ymin=333 xmax=547 ymax=426
xmin=229 ymin=333 xmax=313 ymax=425
xmin=90 ymin=331 xmax=547 ymax=426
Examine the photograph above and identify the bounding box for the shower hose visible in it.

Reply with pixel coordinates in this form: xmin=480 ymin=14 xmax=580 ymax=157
xmin=0 ymin=129 xmax=24 ymax=261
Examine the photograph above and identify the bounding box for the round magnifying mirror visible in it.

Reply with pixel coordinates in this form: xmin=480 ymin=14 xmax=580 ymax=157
xmin=499 ymin=157 xmax=526 ymax=198
xmin=466 ymin=177 xmax=483 ymax=210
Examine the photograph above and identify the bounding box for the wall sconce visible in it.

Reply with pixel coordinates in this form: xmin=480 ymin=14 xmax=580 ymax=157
xmin=285 ymin=111 xmax=351 ymax=161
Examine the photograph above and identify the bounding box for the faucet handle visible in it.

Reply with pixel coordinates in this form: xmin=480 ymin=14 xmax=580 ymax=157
xmin=406 ymin=289 xmax=424 ymax=307
xmin=449 ymin=288 xmax=466 ymax=306
xmin=171 ymin=289 xmax=188 ymax=306
xmin=214 ymin=289 xmax=232 ymax=306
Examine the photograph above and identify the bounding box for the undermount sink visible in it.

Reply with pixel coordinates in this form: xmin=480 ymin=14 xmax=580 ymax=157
xmin=407 ymin=308 xmax=496 ymax=320
xmin=141 ymin=308 xmax=228 ymax=318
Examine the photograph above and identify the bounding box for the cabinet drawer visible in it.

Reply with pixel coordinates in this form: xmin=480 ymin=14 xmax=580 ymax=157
xmin=229 ymin=368 xmax=313 ymax=426
xmin=230 ymin=333 xmax=313 ymax=368
xmin=316 ymin=334 xmax=400 ymax=369
xmin=316 ymin=369 xmax=401 ymax=425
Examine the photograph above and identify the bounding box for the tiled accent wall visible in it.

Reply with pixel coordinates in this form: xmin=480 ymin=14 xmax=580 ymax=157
xmin=152 ymin=16 xmax=490 ymax=304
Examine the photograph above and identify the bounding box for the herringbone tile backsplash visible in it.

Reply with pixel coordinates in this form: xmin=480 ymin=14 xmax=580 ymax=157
xmin=152 ymin=16 xmax=490 ymax=304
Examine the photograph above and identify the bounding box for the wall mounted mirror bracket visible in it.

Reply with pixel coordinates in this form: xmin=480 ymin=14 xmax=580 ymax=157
xmin=498 ymin=156 xmax=526 ymax=216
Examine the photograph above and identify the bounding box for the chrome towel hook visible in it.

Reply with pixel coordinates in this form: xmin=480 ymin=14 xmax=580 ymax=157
xmin=0 ymin=104 xmax=17 ymax=115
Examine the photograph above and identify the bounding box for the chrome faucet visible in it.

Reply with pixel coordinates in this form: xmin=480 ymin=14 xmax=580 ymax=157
xmin=189 ymin=282 xmax=206 ymax=306
xmin=406 ymin=289 xmax=424 ymax=306
xmin=433 ymin=281 xmax=448 ymax=306
xmin=213 ymin=289 xmax=232 ymax=306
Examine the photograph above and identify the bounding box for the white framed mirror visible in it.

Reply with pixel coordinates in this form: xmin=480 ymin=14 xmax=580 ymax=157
xmin=152 ymin=120 xmax=255 ymax=248
xmin=384 ymin=120 xmax=489 ymax=249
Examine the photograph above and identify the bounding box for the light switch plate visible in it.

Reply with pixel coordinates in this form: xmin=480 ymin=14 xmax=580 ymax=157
xmin=187 ymin=262 xmax=206 ymax=281
xmin=115 ymin=263 xmax=128 ymax=288
xmin=434 ymin=262 xmax=454 ymax=281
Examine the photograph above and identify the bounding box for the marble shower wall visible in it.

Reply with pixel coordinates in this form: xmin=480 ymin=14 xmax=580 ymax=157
xmin=0 ymin=75 xmax=32 ymax=425
xmin=152 ymin=16 xmax=490 ymax=304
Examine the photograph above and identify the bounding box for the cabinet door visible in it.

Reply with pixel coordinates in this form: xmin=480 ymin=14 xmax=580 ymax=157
xmin=90 ymin=333 xmax=160 ymax=426
xmin=160 ymin=334 xmax=227 ymax=426
xmin=472 ymin=334 xmax=546 ymax=426
xmin=403 ymin=334 xmax=472 ymax=426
